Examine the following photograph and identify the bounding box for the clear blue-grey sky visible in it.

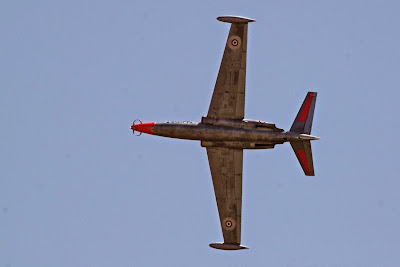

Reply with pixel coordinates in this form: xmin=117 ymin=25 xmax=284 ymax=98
xmin=1 ymin=0 xmax=400 ymax=266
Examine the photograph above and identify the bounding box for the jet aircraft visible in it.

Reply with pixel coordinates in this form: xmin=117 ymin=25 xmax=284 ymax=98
xmin=131 ymin=16 xmax=319 ymax=250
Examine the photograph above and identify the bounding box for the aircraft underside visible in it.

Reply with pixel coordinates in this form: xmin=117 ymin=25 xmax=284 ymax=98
xmin=131 ymin=15 xmax=319 ymax=250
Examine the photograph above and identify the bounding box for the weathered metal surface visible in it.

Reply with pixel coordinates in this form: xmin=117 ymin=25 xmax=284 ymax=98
xmin=152 ymin=122 xmax=305 ymax=143
xmin=130 ymin=16 xmax=320 ymax=250
xmin=201 ymin=116 xmax=283 ymax=131
xmin=207 ymin=21 xmax=248 ymax=119
xmin=201 ymin=141 xmax=277 ymax=149
xmin=206 ymin=147 xmax=243 ymax=245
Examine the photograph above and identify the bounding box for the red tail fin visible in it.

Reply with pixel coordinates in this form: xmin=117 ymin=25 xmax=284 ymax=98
xmin=290 ymin=141 xmax=315 ymax=176
xmin=290 ymin=92 xmax=317 ymax=134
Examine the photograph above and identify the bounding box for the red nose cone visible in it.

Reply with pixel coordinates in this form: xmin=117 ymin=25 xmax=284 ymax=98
xmin=131 ymin=122 xmax=155 ymax=135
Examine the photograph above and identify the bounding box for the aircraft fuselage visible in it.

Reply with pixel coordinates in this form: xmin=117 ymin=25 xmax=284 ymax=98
xmin=131 ymin=117 xmax=318 ymax=149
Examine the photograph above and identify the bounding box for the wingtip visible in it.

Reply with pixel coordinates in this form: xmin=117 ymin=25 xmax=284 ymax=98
xmin=209 ymin=243 xmax=249 ymax=250
xmin=217 ymin=16 xmax=256 ymax=23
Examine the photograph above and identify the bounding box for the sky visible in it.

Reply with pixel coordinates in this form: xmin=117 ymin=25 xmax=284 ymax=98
xmin=1 ymin=0 xmax=400 ymax=266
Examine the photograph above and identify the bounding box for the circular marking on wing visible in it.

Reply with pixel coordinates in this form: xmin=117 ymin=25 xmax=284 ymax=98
xmin=222 ymin=217 xmax=236 ymax=231
xmin=228 ymin=36 xmax=241 ymax=50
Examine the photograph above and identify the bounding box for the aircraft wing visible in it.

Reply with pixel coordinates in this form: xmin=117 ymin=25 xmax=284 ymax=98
xmin=206 ymin=147 xmax=244 ymax=247
xmin=207 ymin=17 xmax=253 ymax=120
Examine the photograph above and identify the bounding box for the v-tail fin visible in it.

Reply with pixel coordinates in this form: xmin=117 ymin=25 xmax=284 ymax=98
xmin=290 ymin=92 xmax=317 ymax=134
xmin=290 ymin=92 xmax=318 ymax=176
xmin=290 ymin=141 xmax=315 ymax=176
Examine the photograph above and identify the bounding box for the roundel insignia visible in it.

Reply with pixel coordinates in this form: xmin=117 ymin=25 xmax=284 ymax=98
xmin=228 ymin=36 xmax=241 ymax=50
xmin=222 ymin=217 xmax=236 ymax=230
